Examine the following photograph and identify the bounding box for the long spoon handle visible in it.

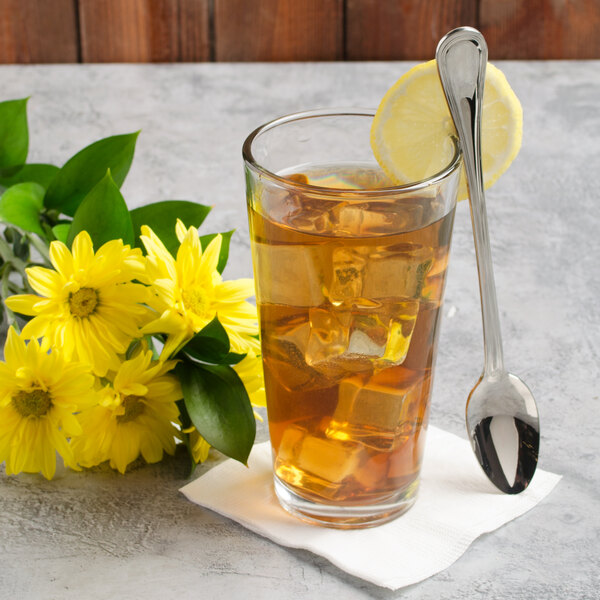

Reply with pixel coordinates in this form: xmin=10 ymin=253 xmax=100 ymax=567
xmin=436 ymin=27 xmax=505 ymax=376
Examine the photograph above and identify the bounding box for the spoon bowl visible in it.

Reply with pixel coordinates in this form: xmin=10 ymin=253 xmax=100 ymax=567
xmin=467 ymin=372 xmax=539 ymax=493
xmin=436 ymin=27 xmax=540 ymax=493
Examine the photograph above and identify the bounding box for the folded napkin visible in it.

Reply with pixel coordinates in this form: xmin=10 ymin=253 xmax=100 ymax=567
xmin=180 ymin=426 xmax=560 ymax=590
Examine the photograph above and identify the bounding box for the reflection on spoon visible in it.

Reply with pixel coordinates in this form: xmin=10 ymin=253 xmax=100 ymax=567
xmin=473 ymin=415 xmax=539 ymax=494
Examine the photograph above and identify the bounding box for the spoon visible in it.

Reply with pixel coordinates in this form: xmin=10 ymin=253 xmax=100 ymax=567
xmin=436 ymin=27 xmax=540 ymax=494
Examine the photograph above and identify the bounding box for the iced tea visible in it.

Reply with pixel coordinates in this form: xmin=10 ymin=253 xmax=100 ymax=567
xmin=244 ymin=109 xmax=460 ymax=527
xmin=248 ymin=163 xmax=456 ymax=522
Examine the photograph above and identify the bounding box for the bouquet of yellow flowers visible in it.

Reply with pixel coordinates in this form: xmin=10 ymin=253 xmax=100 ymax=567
xmin=0 ymin=98 xmax=264 ymax=479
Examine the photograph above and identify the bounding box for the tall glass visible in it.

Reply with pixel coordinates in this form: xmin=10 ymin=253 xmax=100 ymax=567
xmin=244 ymin=109 xmax=461 ymax=528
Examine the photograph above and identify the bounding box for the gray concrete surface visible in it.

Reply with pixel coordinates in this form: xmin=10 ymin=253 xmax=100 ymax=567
xmin=1 ymin=61 xmax=598 ymax=599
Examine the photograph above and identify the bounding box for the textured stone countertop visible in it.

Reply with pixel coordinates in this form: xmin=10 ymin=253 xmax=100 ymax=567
xmin=1 ymin=62 xmax=598 ymax=599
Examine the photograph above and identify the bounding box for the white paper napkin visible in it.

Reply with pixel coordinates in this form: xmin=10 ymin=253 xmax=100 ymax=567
xmin=180 ymin=426 xmax=561 ymax=590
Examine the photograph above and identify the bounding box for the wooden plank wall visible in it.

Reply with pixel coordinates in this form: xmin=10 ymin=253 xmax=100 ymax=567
xmin=1 ymin=0 xmax=599 ymax=63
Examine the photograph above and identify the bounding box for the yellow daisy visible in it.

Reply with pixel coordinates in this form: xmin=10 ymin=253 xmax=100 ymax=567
xmin=0 ymin=327 xmax=96 ymax=480
xmin=140 ymin=220 xmax=259 ymax=359
xmin=72 ymin=349 xmax=182 ymax=474
xmin=5 ymin=231 xmax=152 ymax=376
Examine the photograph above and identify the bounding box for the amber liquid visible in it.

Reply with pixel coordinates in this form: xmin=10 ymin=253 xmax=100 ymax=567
xmin=248 ymin=163 xmax=455 ymax=506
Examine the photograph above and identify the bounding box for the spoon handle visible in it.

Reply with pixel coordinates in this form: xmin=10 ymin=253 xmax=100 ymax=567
xmin=436 ymin=27 xmax=505 ymax=375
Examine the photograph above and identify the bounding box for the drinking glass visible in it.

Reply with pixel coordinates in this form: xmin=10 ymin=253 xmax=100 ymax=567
xmin=244 ymin=109 xmax=461 ymax=528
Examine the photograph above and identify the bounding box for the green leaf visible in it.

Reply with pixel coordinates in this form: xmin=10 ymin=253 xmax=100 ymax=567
xmin=67 ymin=170 xmax=134 ymax=249
xmin=177 ymin=397 xmax=193 ymax=431
xmin=199 ymin=230 xmax=234 ymax=274
xmin=51 ymin=223 xmax=70 ymax=244
xmin=177 ymin=360 xmax=256 ymax=465
xmin=144 ymin=335 xmax=161 ymax=360
xmin=181 ymin=316 xmax=246 ymax=365
xmin=130 ymin=200 xmax=211 ymax=255
xmin=0 ymin=182 xmax=45 ymax=236
xmin=44 ymin=131 xmax=139 ymax=216
xmin=124 ymin=336 xmax=160 ymax=362
xmin=0 ymin=163 xmax=59 ymax=191
xmin=176 ymin=399 xmax=199 ymax=476
xmin=0 ymin=98 xmax=29 ymax=170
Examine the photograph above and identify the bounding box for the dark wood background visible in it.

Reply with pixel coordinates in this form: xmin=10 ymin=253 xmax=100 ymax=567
xmin=1 ymin=0 xmax=599 ymax=63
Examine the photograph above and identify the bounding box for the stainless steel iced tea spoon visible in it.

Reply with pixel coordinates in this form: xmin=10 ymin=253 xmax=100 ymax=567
xmin=436 ymin=27 xmax=540 ymax=493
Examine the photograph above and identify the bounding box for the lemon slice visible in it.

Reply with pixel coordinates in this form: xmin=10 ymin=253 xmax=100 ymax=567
xmin=371 ymin=59 xmax=522 ymax=200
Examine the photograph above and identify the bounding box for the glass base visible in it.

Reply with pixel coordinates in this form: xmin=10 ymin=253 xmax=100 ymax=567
xmin=273 ymin=475 xmax=419 ymax=529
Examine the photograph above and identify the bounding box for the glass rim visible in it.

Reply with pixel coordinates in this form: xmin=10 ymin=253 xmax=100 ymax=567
xmin=242 ymin=107 xmax=462 ymax=198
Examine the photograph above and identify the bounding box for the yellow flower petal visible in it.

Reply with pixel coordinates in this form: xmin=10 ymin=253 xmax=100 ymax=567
xmin=190 ymin=430 xmax=211 ymax=463
xmin=215 ymin=279 xmax=256 ymax=303
xmin=141 ymin=226 xmax=177 ymax=280
xmin=4 ymin=294 xmax=40 ymax=316
xmin=195 ymin=233 xmax=222 ymax=282
xmin=49 ymin=240 xmax=73 ymax=278
xmin=21 ymin=314 xmax=52 ymax=340
xmin=175 ymin=219 xmax=188 ymax=243
xmin=146 ymin=379 xmax=182 ymax=403
xmin=3 ymin=327 xmax=27 ymax=367
xmin=25 ymin=267 xmax=63 ymax=298
xmin=71 ymin=230 xmax=95 ymax=270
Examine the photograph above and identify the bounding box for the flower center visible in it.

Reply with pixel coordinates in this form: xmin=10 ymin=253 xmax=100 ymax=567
xmin=69 ymin=287 xmax=99 ymax=318
xmin=117 ymin=395 xmax=145 ymax=423
xmin=182 ymin=287 xmax=212 ymax=319
xmin=12 ymin=388 xmax=52 ymax=418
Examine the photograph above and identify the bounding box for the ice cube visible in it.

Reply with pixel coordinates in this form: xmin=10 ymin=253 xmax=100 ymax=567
xmin=378 ymin=300 xmax=420 ymax=365
xmin=330 ymin=200 xmax=425 ymax=236
xmin=347 ymin=328 xmax=385 ymax=356
xmin=387 ymin=419 xmax=428 ymax=482
xmin=305 ymin=306 xmax=350 ymax=367
xmin=345 ymin=300 xmax=420 ymax=368
xmin=275 ymin=424 xmax=363 ymax=499
xmin=326 ymin=368 xmax=425 ymax=451
xmin=275 ymin=425 xmax=306 ymax=465
xmin=286 ymin=196 xmax=333 ymax=234
xmin=362 ymin=243 xmax=434 ymax=300
xmin=353 ymin=452 xmax=390 ymax=492
xmin=263 ymin=317 xmax=332 ymax=392
xmin=305 ymin=298 xmax=421 ymax=375
xmin=252 ymin=242 xmax=326 ymax=306
xmin=331 ymin=203 xmax=381 ymax=236
xmin=329 ymin=247 xmax=367 ymax=304
xmin=255 ymin=183 xmax=302 ymax=228
xmin=257 ymin=174 xmax=329 ymax=234
xmin=419 ymin=249 xmax=449 ymax=302
xmin=263 ymin=355 xmax=317 ymax=393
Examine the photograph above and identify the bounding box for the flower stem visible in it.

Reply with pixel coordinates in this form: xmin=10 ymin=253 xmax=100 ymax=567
xmin=1 ymin=265 xmax=19 ymax=330
xmin=26 ymin=233 xmax=52 ymax=267
xmin=0 ymin=236 xmax=29 ymax=277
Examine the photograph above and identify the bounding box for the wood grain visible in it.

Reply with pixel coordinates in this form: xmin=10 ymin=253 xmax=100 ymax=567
xmin=1 ymin=0 xmax=600 ymax=63
xmin=214 ymin=0 xmax=343 ymax=61
xmin=0 ymin=0 xmax=79 ymax=63
xmin=346 ymin=0 xmax=477 ymax=60
xmin=79 ymin=0 xmax=209 ymax=63
xmin=178 ymin=0 xmax=211 ymax=61
xmin=480 ymin=0 xmax=600 ymax=59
